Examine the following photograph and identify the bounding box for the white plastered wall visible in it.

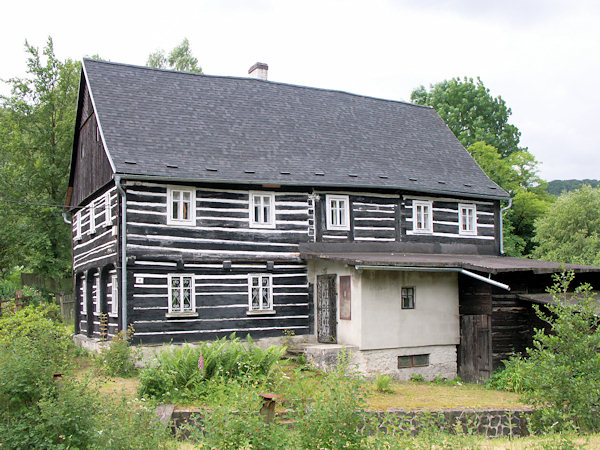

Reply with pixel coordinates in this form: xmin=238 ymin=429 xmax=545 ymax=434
xmin=360 ymin=270 xmax=459 ymax=350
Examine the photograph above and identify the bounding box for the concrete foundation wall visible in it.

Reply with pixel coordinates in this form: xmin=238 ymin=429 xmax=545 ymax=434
xmin=352 ymin=344 xmax=457 ymax=381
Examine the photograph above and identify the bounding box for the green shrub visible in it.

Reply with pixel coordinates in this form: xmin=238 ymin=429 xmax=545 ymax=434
xmin=96 ymin=325 xmax=137 ymax=377
xmin=138 ymin=333 xmax=286 ymax=402
xmin=410 ymin=373 xmax=425 ymax=382
xmin=522 ymin=273 xmax=600 ymax=432
xmin=374 ymin=373 xmax=393 ymax=393
xmin=486 ymin=354 xmax=531 ymax=393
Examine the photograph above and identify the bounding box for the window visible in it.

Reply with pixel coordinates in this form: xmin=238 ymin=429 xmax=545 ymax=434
xmin=248 ymin=274 xmax=273 ymax=312
xmin=89 ymin=203 xmax=96 ymax=234
xmin=81 ymin=276 xmax=87 ymax=315
xmin=413 ymin=200 xmax=432 ymax=233
xmin=95 ymin=275 xmax=101 ymax=313
xmin=74 ymin=211 xmax=82 ymax=241
xmin=250 ymin=192 xmax=275 ymax=228
xmin=459 ymin=203 xmax=477 ymax=235
xmin=167 ymin=187 xmax=195 ymax=225
xmin=104 ymin=192 xmax=112 ymax=227
xmin=168 ymin=274 xmax=195 ymax=314
xmin=110 ymin=274 xmax=118 ymax=317
xmin=339 ymin=275 xmax=351 ymax=320
xmin=326 ymin=195 xmax=350 ymax=230
xmin=401 ymin=287 xmax=415 ymax=309
xmin=398 ymin=354 xmax=429 ymax=368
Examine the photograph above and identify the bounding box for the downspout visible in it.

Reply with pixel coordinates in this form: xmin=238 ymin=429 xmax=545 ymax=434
xmin=62 ymin=212 xmax=72 ymax=225
xmin=499 ymin=197 xmax=513 ymax=256
xmin=115 ymin=176 xmax=128 ymax=332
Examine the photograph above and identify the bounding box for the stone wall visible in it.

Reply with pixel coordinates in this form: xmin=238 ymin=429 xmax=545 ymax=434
xmin=163 ymin=406 xmax=532 ymax=438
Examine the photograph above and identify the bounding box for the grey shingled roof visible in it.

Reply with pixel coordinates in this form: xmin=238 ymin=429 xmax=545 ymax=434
xmin=83 ymin=59 xmax=508 ymax=200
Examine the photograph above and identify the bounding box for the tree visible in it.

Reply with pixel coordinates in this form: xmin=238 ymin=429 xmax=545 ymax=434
xmin=146 ymin=38 xmax=202 ymax=73
xmin=411 ymin=77 xmax=522 ymax=157
xmin=0 ymin=38 xmax=79 ymax=277
xmin=533 ymin=186 xmax=600 ymax=266
xmin=467 ymin=142 xmax=551 ymax=256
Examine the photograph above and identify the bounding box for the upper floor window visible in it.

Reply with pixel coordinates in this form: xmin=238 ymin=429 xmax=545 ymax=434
xmin=168 ymin=274 xmax=195 ymax=314
xmin=248 ymin=274 xmax=273 ymax=312
xmin=326 ymin=195 xmax=350 ymax=230
xmin=413 ymin=200 xmax=432 ymax=233
xmin=167 ymin=187 xmax=195 ymax=226
xmin=459 ymin=203 xmax=477 ymax=235
xmin=89 ymin=203 xmax=96 ymax=235
xmin=104 ymin=191 xmax=112 ymax=227
xmin=74 ymin=211 xmax=82 ymax=241
xmin=250 ymin=192 xmax=275 ymax=228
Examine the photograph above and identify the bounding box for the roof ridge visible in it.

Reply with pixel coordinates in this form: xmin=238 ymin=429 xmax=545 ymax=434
xmin=82 ymin=58 xmax=433 ymax=110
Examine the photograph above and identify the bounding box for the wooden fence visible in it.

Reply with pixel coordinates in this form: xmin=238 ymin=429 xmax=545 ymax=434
xmin=57 ymin=293 xmax=75 ymax=324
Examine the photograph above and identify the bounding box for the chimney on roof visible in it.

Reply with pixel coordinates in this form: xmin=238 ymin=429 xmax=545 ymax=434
xmin=248 ymin=62 xmax=268 ymax=80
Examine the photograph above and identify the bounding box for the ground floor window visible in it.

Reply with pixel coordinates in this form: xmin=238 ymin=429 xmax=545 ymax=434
xmin=248 ymin=274 xmax=273 ymax=312
xmin=168 ymin=274 xmax=194 ymax=313
xmin=110 ymin=274 xmax=118 ymax=317
xmin=401 ymin=287 xmax=415 ymax=309
xmin=398 ymin=354 xmax=429 ymax=368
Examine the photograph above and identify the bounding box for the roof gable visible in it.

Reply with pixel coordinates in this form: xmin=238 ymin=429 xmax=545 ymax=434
xmin=81 ymin=59 xmax=508 ymax=200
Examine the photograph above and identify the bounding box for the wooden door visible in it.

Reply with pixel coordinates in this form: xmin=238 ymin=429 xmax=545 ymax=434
xmin=458 ymin=314 xmax=492 ymax=383
xmin=317 ymin=274 xmax=337 ymax=343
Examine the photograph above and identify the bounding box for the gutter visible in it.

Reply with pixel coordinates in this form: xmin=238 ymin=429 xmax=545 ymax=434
xmin=499 ymin=197 xmax=513 ymax=255
xmin=354 ymin=265 xmax=510 ymax=291
xmin=115 ymin=175 xmax=128 ymax=332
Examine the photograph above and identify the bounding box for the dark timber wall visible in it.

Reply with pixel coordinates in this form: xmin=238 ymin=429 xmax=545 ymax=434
xmin=70 ymin=82 xmax=113 ymax=207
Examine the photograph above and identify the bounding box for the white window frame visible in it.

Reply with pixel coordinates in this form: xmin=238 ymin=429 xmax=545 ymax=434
xmin=248 ymin=274 xmax=274 ymax=313
xmin=109 ymin=274 xmax=118 ymax=317
xmin=458 ymin=203 xmax=477 ymax=236
xmin=89 ymin=202 xmax=96 ymax=235
xmin=74 ymin=211 xmax=82 ymax=241
xmin=326 ymin=194 xmax=350 ymax=231
xmin=104 ymin=191 xmax=112 ymax=227
xmin=81 ymin=276 xmax=87 ymax=315
xmin=249 ymin=192 xmax=276 ymax=229
xmin=167 ymin=274 xmax=195 ymax=314
xmin=95 ymin=274 xmax=101 ymax=314
xmin=167 ymin=187 xmax=196 ymax=226
xmin=412 ymin=200 xmax=433 ymax=233
xmin=401 ymin=286 xmax=415 ymax=309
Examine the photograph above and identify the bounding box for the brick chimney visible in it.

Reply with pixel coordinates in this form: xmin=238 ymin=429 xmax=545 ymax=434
xmin=248 ymin=62 xmax=268 ymax=80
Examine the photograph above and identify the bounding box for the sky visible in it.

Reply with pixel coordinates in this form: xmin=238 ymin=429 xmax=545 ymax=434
xmin=1 ymin=0 xmax=599 ymax=181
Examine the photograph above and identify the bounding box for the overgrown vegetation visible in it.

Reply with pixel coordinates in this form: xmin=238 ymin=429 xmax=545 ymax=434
xmin=138 ymin=334 xmax=286 ymax=403
xmin=0 ymin=302 xmax=169 ymax=448
xmin=489 ymin=272 xmax=600 ymax=432
xmin=95 ymin=325 xmax=138 ymax=377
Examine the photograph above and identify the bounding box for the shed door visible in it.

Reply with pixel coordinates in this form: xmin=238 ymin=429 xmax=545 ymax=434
xmin=458 ymin=314 xmax=492 ymax=383
xmin=317 ymin=274 xmax=337 ymax=343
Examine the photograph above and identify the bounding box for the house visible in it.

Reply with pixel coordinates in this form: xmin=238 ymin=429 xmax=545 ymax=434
xmin=67 ymin=59 xmax=600 ymax=382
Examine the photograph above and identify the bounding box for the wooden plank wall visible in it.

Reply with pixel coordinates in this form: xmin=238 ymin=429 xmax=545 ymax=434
xmin=130 ymin=261 xmax=311 ymax=344
xmin=70 ymin=83 xmax=113 ymax=207
xmin=126 ymin=183 xmax=310 ymax=261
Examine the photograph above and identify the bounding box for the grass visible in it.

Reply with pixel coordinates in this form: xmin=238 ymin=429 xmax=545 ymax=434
xmin=367 ymin=380 xmax=528 ymax=410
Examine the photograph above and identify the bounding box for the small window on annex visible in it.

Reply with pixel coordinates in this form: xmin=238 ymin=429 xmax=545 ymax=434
xmin=459 ymin=203 xmax=477 ymax=235
xmin=250 ymin=192 xmax=275 ymax=228
xmin=401 ymin=287 xmax=415 ymax=309
xmin=168 ymin=274 xmax=195 ymax=314
xmin=412 ymin=200 xmax=432 ymax=233
xmin=398 ymin=354 xmax=429 ymax=369
xmin=326 ymin=194 xmax=350 ymax=230
xmin=248 ymin=274 xmax=273 ymax=312
xmin=167 ymin=187 xmax=195 ymax=225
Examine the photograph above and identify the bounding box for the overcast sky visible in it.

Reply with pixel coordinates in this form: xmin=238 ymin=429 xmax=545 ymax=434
xmin=1 ymin=0 xmax=599 ymax=181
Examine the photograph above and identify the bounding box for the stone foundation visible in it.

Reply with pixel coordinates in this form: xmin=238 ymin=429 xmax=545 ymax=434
xmin=163 ymin=407 xmax=532 ymax=438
